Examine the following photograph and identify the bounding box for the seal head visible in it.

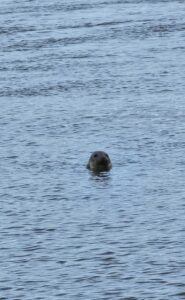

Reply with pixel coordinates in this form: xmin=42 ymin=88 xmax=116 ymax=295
xmin=87 ymin=151 xmax=112 ymax=173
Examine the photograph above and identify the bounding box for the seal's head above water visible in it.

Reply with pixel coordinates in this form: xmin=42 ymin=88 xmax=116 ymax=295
xmin=87 ymin=151 xmax=112 ymax=173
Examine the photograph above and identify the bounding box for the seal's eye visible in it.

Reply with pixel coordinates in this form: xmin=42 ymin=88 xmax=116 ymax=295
xmin=94 ymin=153 xmax=98 ymax=158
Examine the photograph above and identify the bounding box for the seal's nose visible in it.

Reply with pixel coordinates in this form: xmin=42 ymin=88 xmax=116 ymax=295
xmin=100 ymin=156 xmax=108 ymax=165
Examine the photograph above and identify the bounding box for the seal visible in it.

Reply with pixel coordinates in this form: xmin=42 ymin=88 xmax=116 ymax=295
xmin=87 ymin=151 xmax=112 ymax=172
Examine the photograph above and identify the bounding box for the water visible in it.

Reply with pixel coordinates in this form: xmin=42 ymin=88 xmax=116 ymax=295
xmin=1 ymin=0 xmax=185 ymax=299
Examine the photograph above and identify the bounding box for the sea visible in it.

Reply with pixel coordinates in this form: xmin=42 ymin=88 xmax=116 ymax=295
xmin=1 ymin=0 xmax=185 ymax=299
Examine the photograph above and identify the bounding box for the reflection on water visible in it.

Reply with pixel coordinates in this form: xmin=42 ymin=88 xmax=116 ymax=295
xmin=1 ymin=0 xmax=185 ymax=299
xmin=89 ymin=170 xmax=112 ymax=184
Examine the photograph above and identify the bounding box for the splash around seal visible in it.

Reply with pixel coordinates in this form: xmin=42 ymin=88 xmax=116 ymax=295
xmin=87 ymin=151 xmax=112 ymax=173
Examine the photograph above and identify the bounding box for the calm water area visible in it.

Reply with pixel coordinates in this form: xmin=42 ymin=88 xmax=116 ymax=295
xmin=1 ymin=0 xmax=185 ymax=299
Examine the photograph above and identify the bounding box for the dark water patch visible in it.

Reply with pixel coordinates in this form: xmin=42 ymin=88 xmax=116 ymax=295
xmin=0 ymin=25 xmax=36 ymax=35
xmin=23 ymin=245 xmax=43 ymax=252
xmin=32 ymin=227 xmax=56 ymax=234
xmin=57 ymin=19 xmax=133 ymax=30
xmin=0 ymin=287 xmax=12 ymax=291
xmin=57 ymin=260 xmax=66 ymax=265
xmin=0 ymin=78 xmax=121 ymax=97
xmin=124 ymin=21 xmax=185 ymax=40
xmin=2 ymin=34 xmax=112 ymax=53
xmin=123 ymin=298 xmax=138 ymax=300
xmin=174 ymin=291 xmax=185 ymax=297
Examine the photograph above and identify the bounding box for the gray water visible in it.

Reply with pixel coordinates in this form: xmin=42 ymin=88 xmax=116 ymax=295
xmin=1 ymin=0 xmax=185 ymax=299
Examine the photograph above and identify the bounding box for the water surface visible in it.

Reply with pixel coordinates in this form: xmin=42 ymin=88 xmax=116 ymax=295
xmin=1 ymin=0 xmax=185 ymax=299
